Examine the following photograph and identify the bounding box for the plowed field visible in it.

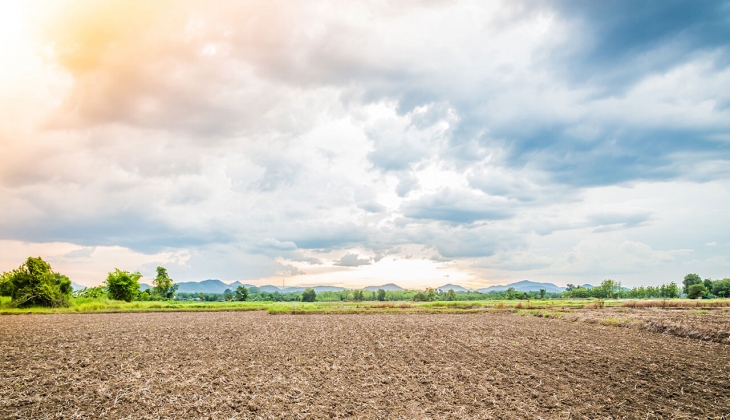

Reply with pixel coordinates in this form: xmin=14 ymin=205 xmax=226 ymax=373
xmin=1 ymin=312 xmax=729 ymax=419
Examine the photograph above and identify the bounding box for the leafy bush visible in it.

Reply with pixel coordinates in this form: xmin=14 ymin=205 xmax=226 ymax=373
xmin=105 ymin=269 xmax=142 ymax=302
xmin=301 ymin=288 xmax=316 ymax=302
xmin=7 ymin=257 xmax=72 ymax=307
xmin=683 ymin=273 xmax=702 ymax=295
xmin=412 ymin=292 xmax=427 ymax=302
xmin=0 ymin=271 xmax=12 ymax=297
xmin=73 ymin=285 xmax=106 ymax=299
xmin=712 ymin=278 xmax=730 ymax=298
xmin=235 ymin=285 xmax=249 ymax=301
xmin=688 ymin=284 xmax=708 ymax=299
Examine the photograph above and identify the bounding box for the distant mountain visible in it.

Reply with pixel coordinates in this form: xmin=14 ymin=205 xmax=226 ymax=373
xmin=71 ymin=282 xmax=87 ymax=291
xmin=581 ymin=284 xmax=594 ymax=289
xmin=160 ymin=279 xmax=572 ymax=295
xmin=477 ymin=280 xmax=565 ymax=294
xmin=270 ymin=286 xmax=345 ymax=293
xmin=312 ymin=286 xmax=346 ymax=293
xmin=363 ymin=283 xmax=404 ymax=292
xmin=176 ymin=279 xmax=254 ymax=294
xmin=140 ymin=283 xmax=152 ymax=291
xmin=436 ymin=284 xmax=470 ymax=293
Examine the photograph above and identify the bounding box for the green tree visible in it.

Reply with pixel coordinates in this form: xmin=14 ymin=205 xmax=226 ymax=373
xmin=688 ymin=283 xmax=708 ymax=299
xmin=662 ymin=282 xmax=680 ymax=298
xmin=539 ymin=289 xmax=546 ymax=299
xmin=153 ymin=266 xmax=178 ymax=299
xmin=594 ymin=279 xmax=621 ymax=299
xmin=446 ymin=289 xmax=457 ymax=301
xmin=7 ymin=257 xmax=71 ymax=307
xmin=235 ymin=285 xmax=249 ymax=301
xmin=105 ymin=269 xmax=142 ymax=302
xmin=376 ymin=288 xmax=386 ymax=301
xmin=703 ymin=278 xmax=714 ymax=294
xmin=0 ymin=271 xmax=12 ymax=296
xmin=353 ymin=290 xmax=364 ymax=301
xmin=138 ymin=289 xmax=151 ymax=301
xmin=712 ymin=278 xmax=730 ymax=298
xmin=412 ymin=292 xmax=427 ymax=302
xmin=569 ymin=287 xmax=590 ymax=298
xmin=683 ymin=273 xmax=702 ymax=295
xmin=301 ymin=287 xmax=316 ymax=302
xmin=425 ymin=288 xmax=437 ymax=301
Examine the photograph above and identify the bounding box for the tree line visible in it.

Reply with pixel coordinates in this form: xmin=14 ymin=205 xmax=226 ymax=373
xmin=2 ymin=257 xmax=729 ymax=308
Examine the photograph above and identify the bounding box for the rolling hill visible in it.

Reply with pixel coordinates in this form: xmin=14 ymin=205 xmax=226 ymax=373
xmin=477 ymin=280 xmax=565 ymax=294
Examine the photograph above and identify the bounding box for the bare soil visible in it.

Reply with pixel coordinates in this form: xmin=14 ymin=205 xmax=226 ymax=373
xmin=1 ymin=312 xmax=729 ymax=419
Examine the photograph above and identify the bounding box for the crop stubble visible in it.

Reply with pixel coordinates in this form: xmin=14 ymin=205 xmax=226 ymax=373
xmin=1 ymin=312 xmax=728 ymax=419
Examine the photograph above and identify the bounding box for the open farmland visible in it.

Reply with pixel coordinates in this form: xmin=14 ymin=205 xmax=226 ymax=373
xmin=2 ymin=312 xmax=729 ymax=419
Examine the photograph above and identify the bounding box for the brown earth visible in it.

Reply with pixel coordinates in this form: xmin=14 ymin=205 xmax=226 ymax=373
xmin=560 ymin=307 xmax=730 ymax=344
xmin=1 ymin=312 xmax=729 ymax=419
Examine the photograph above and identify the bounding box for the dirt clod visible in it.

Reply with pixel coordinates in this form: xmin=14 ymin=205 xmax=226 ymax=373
xmin=1 ymin=312 xmax=729 ymax=419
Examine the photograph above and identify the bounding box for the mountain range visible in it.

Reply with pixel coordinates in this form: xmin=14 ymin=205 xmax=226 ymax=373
xmin=115 ymin=279 xmax=582 ymax=294
xmin=476 ymin=280 xmax=567 ymax=294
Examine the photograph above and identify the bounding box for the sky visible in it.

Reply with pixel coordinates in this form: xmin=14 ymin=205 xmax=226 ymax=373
xmin=1 ymin=0 xmax=729 ymax=289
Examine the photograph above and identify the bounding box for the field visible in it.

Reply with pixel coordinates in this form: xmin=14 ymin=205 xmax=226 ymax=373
xmin=2 ymin=310 xmax=729 ymax=419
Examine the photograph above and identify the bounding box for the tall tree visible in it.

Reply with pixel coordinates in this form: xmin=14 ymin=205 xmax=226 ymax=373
xmin=235 ymin=286 xmax=249 ymax=301
xmin=683 ymin=274 xmax=702 ymax=295
xmin=153 ymin=266 xmax=178 ymax=299
xmin=301 ymin=288 xmax=316 ymax=302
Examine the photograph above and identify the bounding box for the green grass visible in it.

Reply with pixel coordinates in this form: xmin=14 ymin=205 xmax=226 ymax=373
xmin=2 ymin=297 xmax=729 ymax=316
xmin=0 ymin=297 xmax=545 ymax=315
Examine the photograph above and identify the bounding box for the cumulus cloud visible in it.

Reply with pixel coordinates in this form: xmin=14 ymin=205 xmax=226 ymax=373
xmin=0 ymin=0 xmax=728 ymax=287
xmin=401 ymin=189 xmax=514 ymax=224
xmin=335 ymin=253 xmax=372 ymax=267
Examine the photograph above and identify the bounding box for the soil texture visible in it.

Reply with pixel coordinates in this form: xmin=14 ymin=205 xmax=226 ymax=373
xmin=1 ymin=312 xmax=729 ymax=419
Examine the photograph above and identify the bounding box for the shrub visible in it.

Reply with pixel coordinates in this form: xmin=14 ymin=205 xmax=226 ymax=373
xmin=235 ymin=285 xmax=249 ymax=301
xmin=301 ymin=288 xmax=316 ymax=302
xmin=105 ymin=269 xmax=142 ymax=302
xmin=0 ymin=272 xmax=12 ymax=297
xmin=73 ymin=285 xmax=106 ymax=299
xmin=688 ymin=284 xmax=708 ymax=299
xmin=7 ymin=257 xmax=71 ymax=307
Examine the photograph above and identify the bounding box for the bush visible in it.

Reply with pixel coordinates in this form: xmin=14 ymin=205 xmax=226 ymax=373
xmin=73 ymin=285 xmax=106 ymax=299
xmin=235 ymin=285 xmax=249 ymax=301
xmin=0 ymin=272 xmax=13 ymax=296
xmin=301 ymin=288 xmax=316 ymax=302
xmin=105 ymin=269 xmax=142 ymax=302
xmin=7 ymin=257 xmax=71 ymax=307
xmin=412 ymin=292 xmax=427 ymax=302
xmin=688 ymin=284 xmax=708 ymax=299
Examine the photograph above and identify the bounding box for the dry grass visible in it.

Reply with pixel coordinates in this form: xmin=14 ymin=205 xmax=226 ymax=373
xmin=622 ymin=299 xmax=730 ymax=308
xmin=584 ymin=300 xmax=605 ymax=309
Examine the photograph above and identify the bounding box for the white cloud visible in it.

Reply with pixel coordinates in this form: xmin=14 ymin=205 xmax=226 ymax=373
xmin=0 ymin=0 xmax=729 ymax=288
